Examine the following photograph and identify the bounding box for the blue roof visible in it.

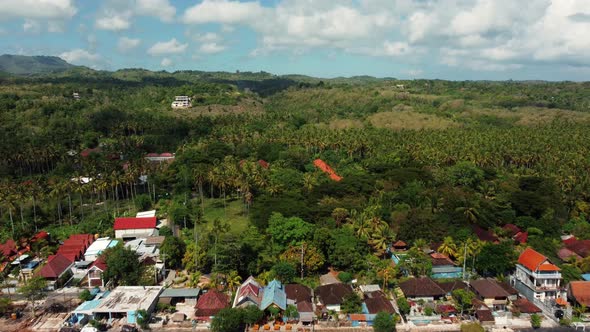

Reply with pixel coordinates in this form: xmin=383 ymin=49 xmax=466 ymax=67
xmin=73 ymin=299 xmax=102 ymax=313
xmin=260 ymin=279 xmax=287 ymax=311
xmin=582 ymin=274 xmax=590 ymax=281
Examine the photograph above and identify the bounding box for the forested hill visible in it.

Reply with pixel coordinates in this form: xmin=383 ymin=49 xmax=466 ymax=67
xmin=0 ymin=54 xmax=76 ymax=75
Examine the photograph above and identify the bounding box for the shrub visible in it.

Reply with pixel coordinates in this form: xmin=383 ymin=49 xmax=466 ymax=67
xmin=338 ymin=271 xmax=353 ymax=283
xmin=460 ymin=323 xmax=485 ymax=332
xmin=531 ymin=313 xmax=542 ymax=329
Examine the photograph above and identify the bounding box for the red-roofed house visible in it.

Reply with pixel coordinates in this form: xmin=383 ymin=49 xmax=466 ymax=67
xmin=87 ymin=257 xmax=107 ymax=287
xmin=514 ymin=232 xmax=528 ymax=244
xmin=566 ymin=239 xmax=590 ymax=258
xmin=313 ymin=159 xmax=343 ymax=182
xmin=514 ymin=248 xmax=563 ymax=302
xmin=114 ymin=217 xmax=158 ymax=240
xmin=38 ymin=253 xmax=74 ymax=289
xmin=568 ymin=281 xmax=590 ymax=307
xmin=195 ymin=290 xmax=229 ymax=320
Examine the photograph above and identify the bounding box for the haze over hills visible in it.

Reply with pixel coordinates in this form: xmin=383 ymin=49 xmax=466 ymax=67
xmin=0 ymin=54 xmax=77 ymax=75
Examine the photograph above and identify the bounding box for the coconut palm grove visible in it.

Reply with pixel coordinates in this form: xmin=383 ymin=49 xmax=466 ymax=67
xmin=1 ymin=57 xmax=590 ymax=331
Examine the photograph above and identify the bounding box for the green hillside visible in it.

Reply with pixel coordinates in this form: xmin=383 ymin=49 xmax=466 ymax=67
xmin=0 ymin=54 xmax=75 ymax=75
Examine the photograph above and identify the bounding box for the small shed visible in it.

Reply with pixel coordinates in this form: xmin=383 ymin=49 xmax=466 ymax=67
xmin=159 ymin=288 xmax=200 ymax=306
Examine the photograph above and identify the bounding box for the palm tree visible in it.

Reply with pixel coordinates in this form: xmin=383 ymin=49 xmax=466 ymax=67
xmin=438 ymin=236 xmax=458 ymax=259
xmin=226 ymin=270 xmax=242 ymax=292
xmin=331 ymin=208 xmax=349 ymax=227
xmin=210 ymin=219 xmax=230 ymax=269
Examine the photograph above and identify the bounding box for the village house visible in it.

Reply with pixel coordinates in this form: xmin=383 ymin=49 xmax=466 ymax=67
xmin=86 ymin=257 xmax=107 ymax=287
xmin=91 ymin=286 xmax=163 ymax=324
xmin=469 ymin=278 xmax=511 ymax=311
xmin=514 ymin=248 xmax=563 ymax=302
xmin=84 ymin=237 xmax=118 ymax=262
xmin=38 ymin=253 xmax=74 ymax=289
xmin=567 ymin=281 xmax=590 ymax=308
xmin=171 ymin=96 xmax=191 ymax=108
xmin=430 ymin=252 xmax=463 ymax=279
xmin=260 ymin=279 xmax=287 ymax=311
xmin=315 ymin=283 xmax=353 ymax=312
xmin=233 ymin=276 xmax=262 ymax=308
xmin=159 ymin=288 xmax=201 ymax=306
xmin=114 ymin=217 xmax=158 ymax=240
xmin=399 ymin=277 xmax=446 ymax=301
xmin=195 ymin=290 xmax=229 ymax=321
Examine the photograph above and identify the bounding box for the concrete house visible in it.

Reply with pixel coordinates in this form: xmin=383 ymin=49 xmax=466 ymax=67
xmin=514 ymin=248 xmax=563 ymax=302
xmin=114 ymin=217 xmax=158 ymax=240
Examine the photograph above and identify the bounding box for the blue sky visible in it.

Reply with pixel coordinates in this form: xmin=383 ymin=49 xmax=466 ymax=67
xmin=1 ymin=0 xmax=590 ymax=80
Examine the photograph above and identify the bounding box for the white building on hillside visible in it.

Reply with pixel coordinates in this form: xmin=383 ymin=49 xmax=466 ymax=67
xmin=513 ymin=248 xmax=564 ymax=302
xmin=171 ymin=96 xmax=191 ymax=108
xmin=84 ymin=237 xmax=118 ymax=261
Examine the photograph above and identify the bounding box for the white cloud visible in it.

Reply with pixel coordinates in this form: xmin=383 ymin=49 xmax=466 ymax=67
xmin=137 ymin=0 xmax=176 ymax=22
xmin=95 ymin=0 xmax=177 ymax=31
xmin=95 ymin=12 xmax=132 ymax=31
xmin=196 ymin=32 xmax=221 ymax=43
xmin=147 ymin=38 xmax=188 ymax=55
xmin=23 ymin=19 xmax=40 ymax=33
xmin=59 ymin=49 xmax=100 ymax=65
xmin=0 ymin=0 xmax=77 ymax=20
xmin=118 ymin=37 xmax=141 ymax=52
xmin=161 ymin=57 xmax=172 ymax=67
xmin=182 ymin=0 xmax=265 ymax=24
xmin=200 ymin=42 xmax=226 ymax=54
xmin=47 ymin=20 xmax=65 ymax=32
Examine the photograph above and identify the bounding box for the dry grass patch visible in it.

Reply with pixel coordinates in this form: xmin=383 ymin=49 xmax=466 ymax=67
xmin=462 ymin=107 xmax=590 ymax=125
xmin=327 ymin=119 xmax=364 ymax=129
xmin=368 ymin=110 xmax=459 ymax=130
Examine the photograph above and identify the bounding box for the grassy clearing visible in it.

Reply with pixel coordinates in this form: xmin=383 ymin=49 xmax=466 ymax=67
xmin=461 ymin=107 xmax=590 ymax=126
xmin=201 ymin=198 xmax=250 ymax=235
xmin=368 ymin=110 xmax=459 ymax=130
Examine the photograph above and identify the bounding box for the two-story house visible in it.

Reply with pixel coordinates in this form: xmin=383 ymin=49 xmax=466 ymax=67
xmin=514 ymin=248 xmax=563 ymax=302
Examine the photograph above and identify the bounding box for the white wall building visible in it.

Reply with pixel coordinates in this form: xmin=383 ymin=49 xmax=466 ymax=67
xmin=171 ymin=96 xmax=191 ymax=108
xmin=84 ymin=237 xmax=118 ymax=261
xmin=514 ymin=248 xmax=563 ymax=302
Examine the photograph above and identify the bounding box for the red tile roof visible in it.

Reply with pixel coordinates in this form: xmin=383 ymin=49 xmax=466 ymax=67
xmin=514 ymin=232 xmax=528 ymax=244
xmin=91 ymin=257 xmax=107 ymax=271
xmin=503 ymin=224 xmax=521 ymax=237
xmin=518 ymin=248 xmax=560 ymax=272
xmin=399 ymin=277 xmax=446 ymax=298
xmin=114 ymin=217 xmax=157 ymax=230
xmin=313 ymin=159 xmax=342 ymax=182
xmin=393 ymin=240 xmax=407 ymax=248
xmin=472 ymin=225 xmax=499 ymax=243
xmin=195 ymin=291 xmax=229 ymax=317
xmin=567 ymin=240 xmax=590 ymax=258
xmin=569 ymin=281 xmax=590 ymax=306
xmin=558 ymin=248 xmax=581 ymax=261
xmin=33 ymin=231 xmax=49 ymax=241
xmin=349 ymin=314 xmax=367 ymax=321
xmin=38 ymin=254 xmax=73 ymax=279
xmin=258 ymin=160 xmax=269 ymax=169
xmin=513 ymin=298 xmax=542 ymax=314
xmin=0 ymin=239 xmax=17 ymax=258
xmin=364 ymin=291 xmax=395 ymax=314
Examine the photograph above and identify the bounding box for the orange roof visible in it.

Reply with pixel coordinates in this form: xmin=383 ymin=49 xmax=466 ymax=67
xmin=570 ymin=281 xmax=590 ymax=306
xmin=556 ymin=298 xmax=568 ymax=306
xmin=518 ymin=248 xmax=559 ymax=272
xmin=313 ymin=159 xmax=342 ymax=182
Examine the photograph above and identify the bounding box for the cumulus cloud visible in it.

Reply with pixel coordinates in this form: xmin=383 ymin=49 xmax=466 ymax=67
xmin=95 ymin=12 xmax=132 ymax=31
xmin=147 ymin=38 xmax=188 ymax=55
xmin=161 ymin=57 xmax=172 ymax=67
xmin=182 ymin=0 xmax=265 ymax=25
xmin=118 ymin=37 xmax=141 ymax=52
xmin=179 ymin=0 xmax=590 ymax=73
xmin=59 ymin=49 xmax=100 ymax=65
xmin=200 ymin=42 xmax=226 ymax=54
xmin=23 ymin=19 xmax=41 ymax=33
xmin=95 ymin=0 xmax=176 ymax=31
xmin=137 ymin=0 xmax=176 ymax=22
xmin=0 ymin=0 xmax=77 ymax=20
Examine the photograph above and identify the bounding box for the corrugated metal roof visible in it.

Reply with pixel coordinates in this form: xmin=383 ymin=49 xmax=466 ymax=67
xmin=160 ymin=288 xmax=200 ymax=298
xmin=260 ymin=279 xmax=287 ymax=310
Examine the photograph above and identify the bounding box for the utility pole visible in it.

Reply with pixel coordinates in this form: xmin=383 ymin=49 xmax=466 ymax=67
xmin=300 ymin=243 xmax=304 ymax=280
xmin=462 ymin=242 xmax=468 ymax=281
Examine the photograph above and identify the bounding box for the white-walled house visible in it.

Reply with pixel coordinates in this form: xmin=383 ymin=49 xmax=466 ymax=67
xmin=171 ymin=96 xmax=191 ymax=108
xmin=114 ymin=217 xmax=158 ymax=240
xmin=84 ymin=237 xmax=118 ymax=261
xmin=514 ymin=248 xmax=563 ymax=302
